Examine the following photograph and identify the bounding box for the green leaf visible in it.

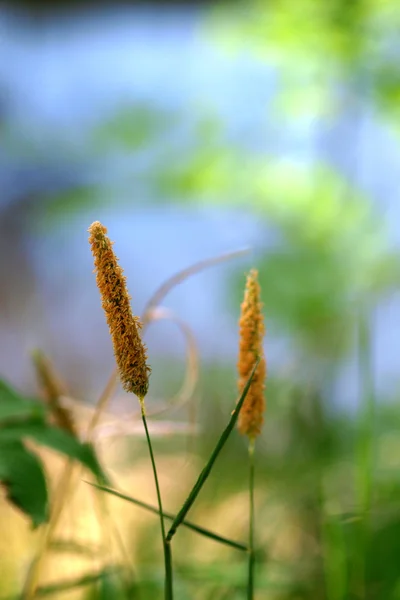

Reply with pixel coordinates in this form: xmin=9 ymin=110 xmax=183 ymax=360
xmin=0 ymin=422 xmax=108 ymax=485
xmin=0 ymin=440 xmax=48 ymax=527
xmin=0 ymin=379 xmax=45 ymax=422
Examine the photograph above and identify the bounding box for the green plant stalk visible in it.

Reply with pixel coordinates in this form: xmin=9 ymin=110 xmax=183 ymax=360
xmin=88 ymin=482 xmax=248 ymax=551
xmin=248 ymin=438 xmax=255 ymax=600
xmin=166 ymin=357 xmax=261 ymax=543
xmin=141 ymin=410 xmax=173 ymax=599
xmin=354 ymin=307 xmax=375 ymax=598
xmin=164 ymin=538 xmax=173 ymax=599
xmin=319 ymin=478 xmax=348 ymax=600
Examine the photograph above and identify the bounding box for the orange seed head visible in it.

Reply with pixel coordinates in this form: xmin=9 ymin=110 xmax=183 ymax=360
xmin=32 ymin=350 xmax=77 ymax=437
xmin=237 ymin=269 xmax=266 ymax=439
xmin=88 ymin=221 xmax=151 ymax=402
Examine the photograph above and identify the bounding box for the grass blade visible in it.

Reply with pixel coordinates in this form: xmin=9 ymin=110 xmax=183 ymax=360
xmin=166 ymin=356 xmax=261 ymax=542
xmin=88 ymin=483 xmax=248 ymax=552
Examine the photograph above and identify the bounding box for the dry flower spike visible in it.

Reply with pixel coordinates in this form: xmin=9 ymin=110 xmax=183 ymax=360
xmin=88 ymin=221 xmax=151 ymax=404
xmin=32 ymin=349 xmax=77 ymax=437
xmin=237 ymin=269 xmax=266 ymax=439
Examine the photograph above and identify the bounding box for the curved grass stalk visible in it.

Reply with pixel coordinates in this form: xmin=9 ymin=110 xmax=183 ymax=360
xmin=86 ymin=368 xmax=119 ymax=439
xmin=145 ymin=307 xmax=199 ymax=417
xmin=141 ymin=247 xmax=250 ymax=328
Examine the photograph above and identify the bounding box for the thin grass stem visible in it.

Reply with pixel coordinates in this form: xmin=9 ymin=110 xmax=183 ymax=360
xmin=164 ymin=539 xmax=173 ymax=599
xmin=248 ymin=439 xmax=255 ymax=600
xmin=141 ymin=410 xmax=173 ymax=599
xmin=166 ymin=357 xmax=260 ymax=543
xmin=86 ymin=368 xmax=118 ymax=438
xmin=353 ymin=307 xmax=375 ymax=598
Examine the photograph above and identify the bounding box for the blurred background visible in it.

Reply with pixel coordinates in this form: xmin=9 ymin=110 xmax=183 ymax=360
xmin=2 ymin=0 xmax=400 ymax=598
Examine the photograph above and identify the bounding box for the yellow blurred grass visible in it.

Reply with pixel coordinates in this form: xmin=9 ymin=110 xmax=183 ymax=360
xmin=0 ymin=433 xmax=309 ymax=598
xmin=0 ymin=437 xmax=200 ymax=597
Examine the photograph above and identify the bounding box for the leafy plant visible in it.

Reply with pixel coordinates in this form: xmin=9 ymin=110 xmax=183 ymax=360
xmin=0 ymin=378 xmax=107 ymax=527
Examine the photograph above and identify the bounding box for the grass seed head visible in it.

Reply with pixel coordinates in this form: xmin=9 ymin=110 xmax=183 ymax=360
xmin=32 ymin=350 xmax=77 ymax=437
xmin=88 ymin=221 xmax=151 ymax=404
xmin=237 ymin=269 xmax=266 ymax=439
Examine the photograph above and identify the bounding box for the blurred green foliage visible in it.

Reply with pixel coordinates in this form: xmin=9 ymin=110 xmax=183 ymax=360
xmin=211 ymin=0 xmax=400 ymax=124
xmin=92 ymin=104 xmax=174 ymax=153
xmin=154 ymin=0 xmax=400 ymax=362
xmin=0 ymin=379 xmax=107 ymax=527
xmin=160 ymin=147 xmax=399 ymax=358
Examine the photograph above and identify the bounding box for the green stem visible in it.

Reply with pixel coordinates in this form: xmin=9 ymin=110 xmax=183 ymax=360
xmin=248 ymin=439 xmax=255 ymax=600
xmin=88 ymin=483 xmax=248 ymax=551
xmin=166 ymin=357 xmax=260 ymax=543
xmin=164 ymin=539 xmax=173 ymax=599
xmin=354 ymin=307 xmax=375 ymax=599
xmin=357 ymin=308 xmax=375 ymax=514
xmin=141 ymin=410 xmax=173 ymax=599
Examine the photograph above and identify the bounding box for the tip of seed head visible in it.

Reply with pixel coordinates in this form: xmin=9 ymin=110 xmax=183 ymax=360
xmin=88 ymin=221 xmax=107 ymax=235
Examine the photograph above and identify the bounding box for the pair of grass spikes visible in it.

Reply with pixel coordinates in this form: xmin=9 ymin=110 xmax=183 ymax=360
xmin=90 ymin=221 xmax=265 ymax=599
xmin=27 ymin=222 xmax=267 ymax=600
